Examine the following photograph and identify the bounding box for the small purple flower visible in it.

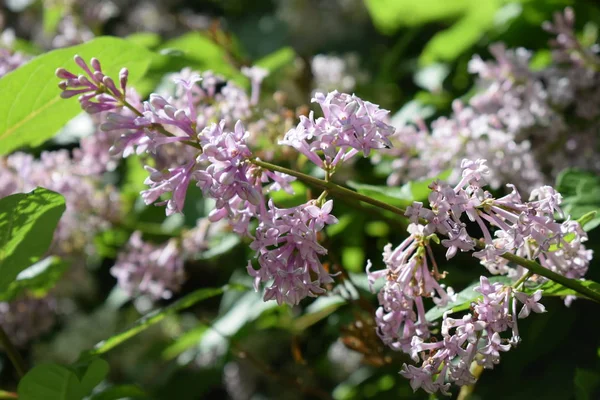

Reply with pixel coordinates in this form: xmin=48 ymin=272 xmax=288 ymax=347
xmin=514 ymin=290 xmax=546 ymax=318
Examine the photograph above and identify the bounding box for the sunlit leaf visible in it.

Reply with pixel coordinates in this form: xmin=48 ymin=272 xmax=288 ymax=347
xmin=0 ymin=37 xmax=153 ymax=154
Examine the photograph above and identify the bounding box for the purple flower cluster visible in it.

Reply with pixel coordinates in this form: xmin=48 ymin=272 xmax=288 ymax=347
xmin=0 ymin=295 xmax=57 ymax=347
xmin=386 ymin=8 xmax=600 ymax=192
xmin=367 ymin=158 xmax=591 ymax=393
xmin=247 ymin=200 xmax=338 ymax=305
xmin=367 ymin=224 xmax=454 ymax=354
xmin=400 ymin=277 xmax=545 ymax=394
xmin=406 ymin=158 xmax=591 ymax=281
xmin=57 ymin=57 xmax=343 ymax=305
xmin=280 ymin=91 xmax=395 ymax=169
xmin=111 ymin=232 xmax=185 ymax=300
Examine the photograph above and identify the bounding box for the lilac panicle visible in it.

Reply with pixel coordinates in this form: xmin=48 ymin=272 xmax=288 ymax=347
xmin=111 ymin=232 xmax=185 ymax=300
xmin=247 ymin=199 xmax=338 ymax=306
xmin=280 ymin=91 xmax=395 ymax=169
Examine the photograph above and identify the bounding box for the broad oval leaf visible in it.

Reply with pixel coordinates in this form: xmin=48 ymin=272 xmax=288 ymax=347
xmin=18 ymin=359 xmax=109 ymax=400
xmin=0 ymin=37 xmax=153 ymax=155
xmin=17 ymin=363 xmax=80 ymax=400
xmin=0 ymin=188 xmax=66 ymax=293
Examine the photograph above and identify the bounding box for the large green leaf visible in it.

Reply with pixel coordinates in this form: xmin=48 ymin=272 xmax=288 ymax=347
xmin=0 ymin=37 xmax=153 ymax=155
xmin=17 ymin=359 xmax=109 ymax=400
xmin=364 ymin=0 xmax=504 ymax=64
xmin=0 ymin=188 xmax=65 ymax=293
xmin=0 ymin=256 xmax=69 ymax=301
xmin=81 ymin=284 xmax=244 ymax=360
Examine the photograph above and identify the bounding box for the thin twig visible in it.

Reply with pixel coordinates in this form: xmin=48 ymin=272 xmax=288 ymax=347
xmin=0 ymin=325 xmax=27 ymax=378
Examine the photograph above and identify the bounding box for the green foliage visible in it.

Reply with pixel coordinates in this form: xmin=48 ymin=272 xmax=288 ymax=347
xmin=364 ymin=0 xmax=504 ymax=64
xmin=0 ymin=37 xmax=153 ymax=155
xmin=148 ymin=32 xmax=245 ymax=87
xmin=255 ymin=46 xmax=296 ymax=73
xmin=528 ymin=279 xmax=600 ymax=300
xmin=0 ymin=188 xmax=65 ymax=294
xmin=89 ymin=385 xmax=147 ymax=400
xmin=348 ymin=170 xmax=451 ymax=207
xmin=81 ymin=285 xmax=243 ymax=360
xmin=17 ymin=359 xmax=109 ymax=400
xmin=43 ymin=4 xmax=65 ymax=34
xmin=0 ymin=256 xmax=69 ymax=301
xmin=556 ymin=169 xmax=600 ymax=231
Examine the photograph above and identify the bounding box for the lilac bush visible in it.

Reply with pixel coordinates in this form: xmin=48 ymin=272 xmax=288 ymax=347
xmin=0 ymin=4 xmax=599 ymax=399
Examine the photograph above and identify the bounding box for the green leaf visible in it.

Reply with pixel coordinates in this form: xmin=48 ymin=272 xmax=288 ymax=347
xmin=527 ymin=280 xmax=600 ymax=300
xmin=255 ymin=47 xmax=296 ymax=73
xmin=348 ymin=170 xmax=451 ymax=207
xmin=575 ymin=368 xmax=600 ymax=400
xmin=162 ymin=324 xmax=208 ymax=361
xmin=426 ymin=276 xmax=512 ymax=321
xmin=291 ymin=296 xmax=346 ymax=333
xmin=364 ymin=0 xmax=503 ymax=64
xmin=81 ymin=285 xmax=242 ymax=359
xmin=556 ymin=169 xmax=600 ymax=231
xmin=0 ymin=256 xmax=69 ymax=301
xmin=89 ymin=385 xmax=147 ymax=400
xmin=0 ymin=36 xmax=153 ymax=155
xmin=0 ymin=188 xmax=66 ymax=294
xmin=43 ymin=5 xmax=65 ymax=34
xmin=126 ymin=32 xmax=162 ymax=50
xmin=157 ymin=33 xmax=244 ymax=84
xmin=17 ymin=359 xmax=109 ymax=400
xmin=77 ymin=359 xmax=110 ymax=396
xmin=18 ymin=364 xmax=80 ymax=400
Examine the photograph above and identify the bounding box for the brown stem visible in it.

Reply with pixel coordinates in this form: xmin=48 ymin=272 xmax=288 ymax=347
xmin=0 ymin=325 xmax=27 ymax=378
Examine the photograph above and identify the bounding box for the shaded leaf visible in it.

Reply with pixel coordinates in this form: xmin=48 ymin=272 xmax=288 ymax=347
xmin=0 ymin=188 xmax=65 ymax=293
xmin=81 ymin=285 xmax=244 ymax=359
xmin=18 ymin=359 xmax=108 ymax=400
xmin=89 ymin=385 xmax=147 ymax=400
xmin=0 ymin=256 xmax=69 ymax=301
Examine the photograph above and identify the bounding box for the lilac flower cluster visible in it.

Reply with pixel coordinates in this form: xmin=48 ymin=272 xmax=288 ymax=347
xmin=280 ymin=91 xmax=395 ymax=169
xmin=111 ymin=232 xmax=185 ymax=300
xmin=247 ymin=199 xmax=338 ymax=305
xmin=367 ymin=224 xmax=454 ymax=354
xmin=368 ymin=158 xmax=591 ymax=393
xmin=406 ymin=158 xmax=591 ymax=280
xmin=57 ymin=57 xmax=353 ymax=305
xmin=0 ymin=295 xmax=57 ymax=347
xmin=386 ymin=8 xmax=600 ymax=192
xmin=0 ymin=30 xmax=30 ymax=78
xmin=400 ymin=277 xmax=545 ymax=394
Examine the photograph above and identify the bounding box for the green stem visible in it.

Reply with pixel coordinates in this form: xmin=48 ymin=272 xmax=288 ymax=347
xmin=0 ymin=325 xmax=27 ymax=378
xmin=251 ymin=159 xmax=600 ymax=303
xmin=252 ymin=159 xmax=408 ymax=217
